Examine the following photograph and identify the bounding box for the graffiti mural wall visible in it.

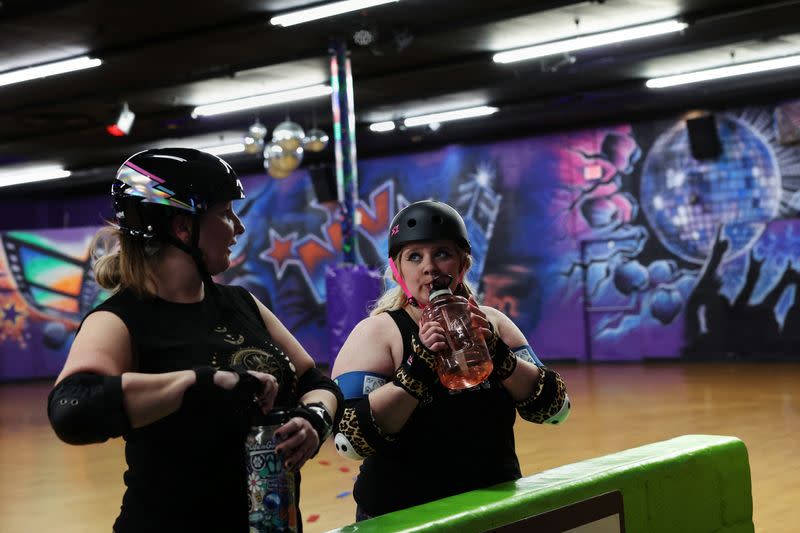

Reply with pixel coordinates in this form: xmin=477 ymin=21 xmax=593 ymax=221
xmin=0 ymin=227 xmax=108 ymax=379
xmin=2 ymin=101 xmax=799 ymax=380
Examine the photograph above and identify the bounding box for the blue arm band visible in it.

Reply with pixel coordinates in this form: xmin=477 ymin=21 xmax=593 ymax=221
xmin=511 ymin=344 xmax=544 ymax=367
xmin=333 ymin=371 xmax=388 ymax=400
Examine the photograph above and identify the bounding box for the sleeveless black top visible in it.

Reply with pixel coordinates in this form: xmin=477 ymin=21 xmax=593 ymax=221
xmin=353 ymin=309 xmax=521 ymax=517
xmin=90 ymin=284 xmax=299 ymax=533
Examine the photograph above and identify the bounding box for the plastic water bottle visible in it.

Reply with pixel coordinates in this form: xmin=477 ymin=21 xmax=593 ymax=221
xmin=421 ymin=277 xmax=493 ymax=390
xmin=245 ymin=410 xmax=298 ymax=533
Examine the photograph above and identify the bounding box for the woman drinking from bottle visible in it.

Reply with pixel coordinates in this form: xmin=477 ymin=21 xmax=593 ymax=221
xmin=331 ymin=200 xmax=570 ymax=520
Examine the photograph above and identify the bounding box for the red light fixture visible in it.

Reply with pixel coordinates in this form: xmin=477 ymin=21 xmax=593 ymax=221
xmin=106 ymin=102 xmax=135 ymax=136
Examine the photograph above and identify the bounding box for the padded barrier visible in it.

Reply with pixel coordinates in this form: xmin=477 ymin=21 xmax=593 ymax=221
xmin=329 ymin=434 xmax=753 ymax=533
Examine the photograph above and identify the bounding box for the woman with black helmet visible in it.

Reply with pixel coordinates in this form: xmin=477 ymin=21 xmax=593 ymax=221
xmin=331 ymin=200 xmax=570 ymax=519
xmin=47 ymin=148 xmax=343 ymax=532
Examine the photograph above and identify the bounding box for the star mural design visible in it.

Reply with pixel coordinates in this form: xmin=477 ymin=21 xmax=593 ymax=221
xmin=2 ymin=302 xmax=20 ymax=324
xmin=0 ymin=295 xmax=29 ymax=347
xmin=260 ymin=229 xmax=300 ymax=280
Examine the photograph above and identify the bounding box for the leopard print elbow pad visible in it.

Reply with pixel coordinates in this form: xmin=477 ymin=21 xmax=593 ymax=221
xmin=334 ymin=399 xmax=397 ymax=461
xmin=515 ymin=368 xmax=570 ymax=425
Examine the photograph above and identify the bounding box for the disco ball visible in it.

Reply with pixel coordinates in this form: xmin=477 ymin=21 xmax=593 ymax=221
xmin=272 ymin=120 xmax=305 ymax=151
xmin=264 ymin=141 xmax=302 ymax=178
xmin=243 ymin=135 xmax=262 ymax=154
xmin=303 ymin=128 xmax=329 ymax=152
xmin=248 ymin=120 xmax=268 ymax=141
xmin=640 ymin=115 xmax=781 ymax=264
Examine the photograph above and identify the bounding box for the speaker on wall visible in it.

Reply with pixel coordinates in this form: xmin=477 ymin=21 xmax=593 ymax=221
xmin=308 ymin=163 xmax=338 ymax=204
xmin=686 ymin=114 xmax=722 ymax=160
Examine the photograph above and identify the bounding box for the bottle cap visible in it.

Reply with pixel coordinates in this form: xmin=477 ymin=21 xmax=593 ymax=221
xmin=428 ymin=275 xmax=454 ymax=301
xmin=429 ymin=287 xmax=453 ymax=300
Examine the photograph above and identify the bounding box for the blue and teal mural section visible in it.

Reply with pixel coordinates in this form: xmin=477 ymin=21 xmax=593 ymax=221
xmin=2 ymin=101 xmax=799 ymax=380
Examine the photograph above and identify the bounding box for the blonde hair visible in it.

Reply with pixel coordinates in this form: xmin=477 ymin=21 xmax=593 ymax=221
xmin=369 ymin=249 xmax=475 ymax=316
xmin=91 ymin=225 xmax=161 ymax=298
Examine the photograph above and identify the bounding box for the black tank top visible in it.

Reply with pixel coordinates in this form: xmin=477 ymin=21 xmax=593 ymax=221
xmin=90 ymin=284 xmax=299 ymax=533
xmin=353 ymin=308 xmax=521 ymax=517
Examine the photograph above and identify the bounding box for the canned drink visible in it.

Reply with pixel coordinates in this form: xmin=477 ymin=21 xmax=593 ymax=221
xmin=245 ymin=410 xmax=298 ymax=533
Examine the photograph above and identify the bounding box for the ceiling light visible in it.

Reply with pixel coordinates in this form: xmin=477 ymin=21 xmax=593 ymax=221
xmin=191 ymin=85 xmax=332 ymax=118
xmin=369 ymin=121 xmax=396 ymax=132
xmin=402 ymin=106 xmax=499 ymax=128
xmin=270 ymin=0 xmax=399 ymax=27
xmin=646 ymin=54 xmax=800 ymax=88
xmin=0 ymin=166 xmax=71 ymax=188
xmin=0 ymin=56 xmax=102 ymax=88
xmin=493 ymin=19 xmax=687 ymax=64
xmin=200 ymin=143 xmax=247 ymax=156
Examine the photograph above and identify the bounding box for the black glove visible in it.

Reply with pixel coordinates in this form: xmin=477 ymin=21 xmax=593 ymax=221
xmin=227 ymin=364 xmax=266 ymax=410
xmin=189 ymin=364 xmax=265 ymax=415
xmin=392 ymin=335 xmax=439 ymax=401
xmin=485 ymin=324 xmax=517 ymax=381
xmin=288 ymin=402 xmax=334 ymax=456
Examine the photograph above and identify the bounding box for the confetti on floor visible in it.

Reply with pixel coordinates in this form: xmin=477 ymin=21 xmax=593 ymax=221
xmin=307 ymin=514 xmax=320 ymax=523
xmin=336 ymin=491 xmax=352 ymax=499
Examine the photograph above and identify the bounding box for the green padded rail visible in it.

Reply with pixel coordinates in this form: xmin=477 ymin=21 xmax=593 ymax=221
xmin=329 ymin=434 xmax=753 ymax=533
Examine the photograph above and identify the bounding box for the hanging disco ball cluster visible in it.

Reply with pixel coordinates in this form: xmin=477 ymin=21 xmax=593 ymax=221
xmin=244 ymin=119 xmax=329 ymax=179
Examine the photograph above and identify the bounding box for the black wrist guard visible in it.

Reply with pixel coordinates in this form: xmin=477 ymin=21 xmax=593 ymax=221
xmin=192 ymin=365 xmax=217 ymax=390
xmin=486 ymin=324 xmax=517 ymax=380
xmin=297 ymin=367 xmax=345 ymax=427
xmin=392 ymin=336 xmax=438 ymax=401
xmin=290 ymin=402 xmax=333 ymax=454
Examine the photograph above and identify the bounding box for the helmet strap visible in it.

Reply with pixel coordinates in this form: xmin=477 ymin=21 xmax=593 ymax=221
xmin=389 ymin=257 xmax=424 ymax=309
xmin=163 ymin=215 xmax=214 ymax=285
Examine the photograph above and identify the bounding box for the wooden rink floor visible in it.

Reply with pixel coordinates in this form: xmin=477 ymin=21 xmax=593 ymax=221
xmin=1 ymin=362 xmax=798 ymax=532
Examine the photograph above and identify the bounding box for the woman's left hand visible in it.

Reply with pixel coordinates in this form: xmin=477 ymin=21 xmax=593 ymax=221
xmin=274 ymin=417 xmax=320 ymax=471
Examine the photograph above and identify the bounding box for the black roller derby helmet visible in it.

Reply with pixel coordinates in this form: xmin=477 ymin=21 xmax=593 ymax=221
xmin=388 ymin=200 xmax=471 ymax=258
xmin=112 ymin=147 xmax=245 ymax=239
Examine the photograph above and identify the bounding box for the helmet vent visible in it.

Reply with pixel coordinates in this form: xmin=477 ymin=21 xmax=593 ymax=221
xmin=407 ymin=218 xmax=417 ymax=228
xmin=432 ymin=215 xmax=443 ymax=225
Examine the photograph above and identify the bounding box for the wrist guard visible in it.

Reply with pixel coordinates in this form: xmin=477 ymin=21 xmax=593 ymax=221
xmin=290 ymin=402 xmax=333 ymax=454
xmin=516 ymin=367 xmax=570 ymax=425
xmin=297 ymin=367 xmax=345 ymax=427
xmin=486 ymin=324 xmax=517 ymax=380
xmin=192 ymin=365 xmax=217 ymax=390
xmin=392 ymin=336 xmax=438 ymax=401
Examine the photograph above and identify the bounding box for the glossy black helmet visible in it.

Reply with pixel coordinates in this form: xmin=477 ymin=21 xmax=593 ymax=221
xmin=112 ymin=147 xmax=245 ymax=239
xmin=388 ymin=200 xmax=471 ymax=257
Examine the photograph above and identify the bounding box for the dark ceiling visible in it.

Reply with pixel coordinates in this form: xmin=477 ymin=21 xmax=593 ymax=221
xmin=2 ymin=0 xmax=800 ymax=196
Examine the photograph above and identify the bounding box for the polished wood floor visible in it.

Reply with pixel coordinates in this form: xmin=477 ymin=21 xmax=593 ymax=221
xmin=1 ymin=363 xmax=797 ymax=532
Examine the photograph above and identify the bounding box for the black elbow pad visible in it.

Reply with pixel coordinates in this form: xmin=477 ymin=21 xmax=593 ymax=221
xmin=47 ymin=372 xmax=131 ymax=445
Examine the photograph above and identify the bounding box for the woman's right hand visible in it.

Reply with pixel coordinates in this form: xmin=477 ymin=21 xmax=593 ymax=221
xmin=214 ymin=370 xmax=279 ymax=414
xmin=418 ymin=320 xmax=448 ymax=353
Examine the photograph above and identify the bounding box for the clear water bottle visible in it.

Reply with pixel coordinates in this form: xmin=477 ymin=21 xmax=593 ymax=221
xmin=245 ymin=409 xmax=298 ymax=533
xmin=421 ymin=277 xmax=493 ymax=390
